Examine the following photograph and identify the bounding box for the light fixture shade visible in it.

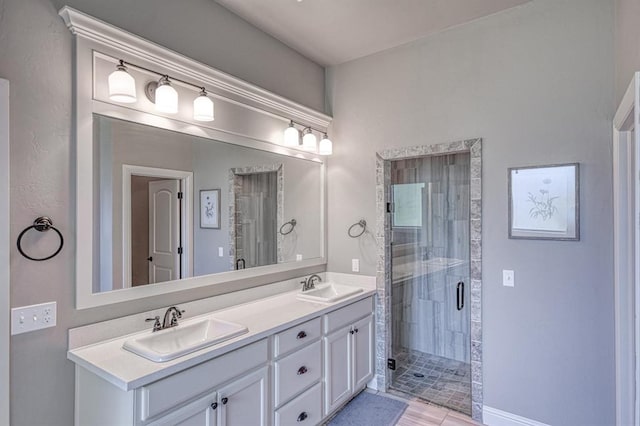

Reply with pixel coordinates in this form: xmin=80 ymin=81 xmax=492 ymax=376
xmin=193 ymin=90 xmax=214 ymax=121
xmin=319 ymin=134 xmax=333 ymax=155
xmin=155 ymin=78 xmax=178 ymax=114
xmin=284 ymin=122 xmax=299 ymax=146
xmin=302 ymin=128 xmax=317 ymax=151
xmin=108 ymin=64 xmax=137 ymax=103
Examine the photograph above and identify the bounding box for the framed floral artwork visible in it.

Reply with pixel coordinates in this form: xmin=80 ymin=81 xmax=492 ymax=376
xmin=508 ymin=163 xmax=579 ymax=240
xmin=200 ymin=189 xmax=221 ymax=229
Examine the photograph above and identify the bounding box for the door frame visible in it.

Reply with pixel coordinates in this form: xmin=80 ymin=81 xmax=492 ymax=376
xmin=122 ymin=165 xmax=193 ymax=287
xmin=613 ymin=73 xmax=640 ymax=426
xmin=375 ymin=138 xmax=483 ymax=422
xmin=0 ymin=78 xmax=10 ymax=425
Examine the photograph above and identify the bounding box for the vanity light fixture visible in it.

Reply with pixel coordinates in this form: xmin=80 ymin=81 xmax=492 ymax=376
xmin=193 ymin=88 xmax=215 ymax=122
xmin=154 ymin=76 xmax=179 ymax=114
xmin=319 ymin=133 xmax=333 ymax=156
xmin=283 ymin=121 xmax=300 ymax=146
xmin=108 ymin=58 xmax=215 ymax=120
xmin=302 ymin=127 xmax=317 ymax=151
xmin=108 ymin=60 xmax=137 ymax=103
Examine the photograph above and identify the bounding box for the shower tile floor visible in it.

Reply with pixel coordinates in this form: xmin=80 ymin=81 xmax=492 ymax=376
xmin=391 ymin=349 xmax=471 ymax=416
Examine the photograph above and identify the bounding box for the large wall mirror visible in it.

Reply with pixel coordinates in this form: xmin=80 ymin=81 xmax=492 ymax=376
xmin=93 ymin=115 xmax=323 ymax=294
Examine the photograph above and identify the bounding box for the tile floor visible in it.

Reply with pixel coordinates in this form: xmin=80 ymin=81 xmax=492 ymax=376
xmin=391 ymin=349 xmax=471 ymax=415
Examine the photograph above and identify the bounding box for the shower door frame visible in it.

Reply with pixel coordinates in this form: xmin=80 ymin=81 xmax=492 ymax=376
xmin=375 ymin=138 xmax=483 ymax=422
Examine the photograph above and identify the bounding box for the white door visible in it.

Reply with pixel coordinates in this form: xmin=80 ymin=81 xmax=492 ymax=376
xmin=352 ymin=315 xmax=374 ymax=391
xmin=217 ymin=367 xmax=268 ymax=426
xmin=148 ymin=179 xmax=180 ymax=284
xmin=0 ymin=78 xmax=9 ymax=426
xmin=147 ymin=391 xmax=217 ymax=426
xmin=324 ymin=326 xmax=352 ymax=416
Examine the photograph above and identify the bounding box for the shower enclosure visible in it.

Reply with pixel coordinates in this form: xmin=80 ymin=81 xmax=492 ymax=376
xmin=389 ymin=153 xmax=471 ymax=415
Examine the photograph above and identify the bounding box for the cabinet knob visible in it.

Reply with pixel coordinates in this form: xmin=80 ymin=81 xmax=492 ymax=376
xmin=297 ymin=366 xmax=308 ymax=375
xmin=296 ymin=330 xmax=307 ymax=339
xmin=297 ymin=412 xmax=308 ymax=422
xmin=349 ymin=329 xmax=355 ymax=335
xmin=210 ymin=402 xmax=218 ymax=410
xmin=221 ymin=397 xmax=228 ymax=405
xmin=354 ymin=328 xmax=359 ymax=333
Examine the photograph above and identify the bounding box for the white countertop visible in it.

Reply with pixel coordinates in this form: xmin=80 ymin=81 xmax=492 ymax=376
xmin=68 ymin=286 xmax=376 ymax=391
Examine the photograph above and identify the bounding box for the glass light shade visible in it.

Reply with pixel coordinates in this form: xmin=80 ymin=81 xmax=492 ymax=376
xmin=193 ymin=91 xmax=214 ymax=121
xmin=283 ymin=122 xmax=299 ymax=146
xmin=108 ymin=65 xmax=137 ymax=103
xmin=302 ymin=129 xmax=317 ymax=151
xmin=319 ymin=134 xmax=333 ymax=155
xmin=155 ymin=79 xmax=178 ymax=114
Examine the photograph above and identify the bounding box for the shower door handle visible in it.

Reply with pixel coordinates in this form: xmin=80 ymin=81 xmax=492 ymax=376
xmin=457 ymin=281 xmax=464 ymax=311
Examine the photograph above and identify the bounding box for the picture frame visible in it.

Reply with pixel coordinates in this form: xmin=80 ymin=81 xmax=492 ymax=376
xmin=508 ymin=163 xmax=579 ymax=240
xmin=200 ymin=189 xmax=221 ymax=229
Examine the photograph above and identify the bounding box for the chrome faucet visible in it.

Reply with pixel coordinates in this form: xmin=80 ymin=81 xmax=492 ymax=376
xmin=301 ymin=274 xmax=322 ymax=292
xmin=145 ymin=306 xmax=185 ymax=332
xmin=163 ymin=306 xmax=184 ymax=329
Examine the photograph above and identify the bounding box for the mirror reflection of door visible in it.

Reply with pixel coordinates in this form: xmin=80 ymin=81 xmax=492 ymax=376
xmin=235 ymin=171 xmax=278 ymax=269
xmin=131 ymin=176 xmax=182 ymax=286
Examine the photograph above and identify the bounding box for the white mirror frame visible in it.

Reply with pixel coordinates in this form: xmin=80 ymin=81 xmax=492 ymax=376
xmin=59 ymin=7 xmax=330 ymax=309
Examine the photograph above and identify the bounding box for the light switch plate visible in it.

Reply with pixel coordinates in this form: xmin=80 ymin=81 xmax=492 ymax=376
xmin=503 ymin=270 xmax=515 ymax=287
xmin=352 ymin=259 xmax=360 ymax=272
xmin=11 ymin=302 xmax=57 ymax=335
xmin=218 ymin=247 xmax=223 ymax=257
xmin=296 ymin=254 xmax=303 ymax=261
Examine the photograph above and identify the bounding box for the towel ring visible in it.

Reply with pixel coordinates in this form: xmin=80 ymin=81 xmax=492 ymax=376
xmin=17 ymin=216 xmax=64 ymax=261
xmin=279 ymin=219 xmax=297 ymax=235
xmin=348 ymin=219 xmax=367 ymax=238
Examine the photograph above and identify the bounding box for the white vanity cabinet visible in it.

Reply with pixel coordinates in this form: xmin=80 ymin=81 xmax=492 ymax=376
xmin=323 ymin=297 xmax=374 ymax=416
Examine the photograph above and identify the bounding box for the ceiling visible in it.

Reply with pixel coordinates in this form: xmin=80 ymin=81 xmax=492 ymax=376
xmin=215 ymin=0 xmax=531 ymax=66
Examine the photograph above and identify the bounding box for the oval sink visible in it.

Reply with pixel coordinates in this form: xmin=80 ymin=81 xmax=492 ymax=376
xmin=297 ymin=283 xmax=363 ymax=304
xmin=123 ymin=317 xmax=248 ymax=362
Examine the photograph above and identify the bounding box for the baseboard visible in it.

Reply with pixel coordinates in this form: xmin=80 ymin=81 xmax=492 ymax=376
xmin=483 ymin=406 xmax=550 ymax=426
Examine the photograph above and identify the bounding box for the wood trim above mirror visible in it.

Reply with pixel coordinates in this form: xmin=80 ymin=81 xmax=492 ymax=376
xmin=60 ymin=7 xmax=329 ymax=309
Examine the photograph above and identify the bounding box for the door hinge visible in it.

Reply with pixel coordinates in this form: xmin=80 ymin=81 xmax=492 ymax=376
xmin=177 ymin=192 xmax=183 ymax=200
xmin=178 ymin=247 xmax=183 ymax=255
xmin=387 ymin=358 xmax=396 ymax=370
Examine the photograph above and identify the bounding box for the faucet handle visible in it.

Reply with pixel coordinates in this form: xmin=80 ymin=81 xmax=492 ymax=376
xmin=145 ymin=316 xmax=162 ymax=331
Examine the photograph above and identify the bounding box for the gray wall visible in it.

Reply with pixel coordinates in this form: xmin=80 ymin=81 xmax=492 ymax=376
xmin=615 ymin=0 xmax=640 ymax=104
xmin=326 ymin=0 xmax=615 ymax=424
xmin=0 ymin=0 xmax=325 ymax=424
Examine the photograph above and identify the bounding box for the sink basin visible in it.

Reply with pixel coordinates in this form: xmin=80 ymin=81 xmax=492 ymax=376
xmin=297 ymin=283 xmax=363 ymax=304
xmin=123 ymin=318 xmax=248 ymax=362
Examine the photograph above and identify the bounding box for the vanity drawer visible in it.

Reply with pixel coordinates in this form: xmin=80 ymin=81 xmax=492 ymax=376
xmin=274 ymin=382 xmax=322 ymax=426
xmin=274 ymin=317 xmax=321 ymax=357
xmin=138 ymin=338 xmax=267 ymax=421
xmin=274 ymin=340 xmax=321 ymax=407
xmin=324 ymin=296 xmax=373 ymax=334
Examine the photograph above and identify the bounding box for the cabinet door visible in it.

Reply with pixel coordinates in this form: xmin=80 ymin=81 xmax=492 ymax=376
xmin=324 ymin=326 xmax=352 ymax=416
xmin=147 ymin=391 xmax=217 ymax=426
xmin=218 ymin=367 xmax=268 ymax=426
xmin=352 ymin=315 xmax=374 ymax=391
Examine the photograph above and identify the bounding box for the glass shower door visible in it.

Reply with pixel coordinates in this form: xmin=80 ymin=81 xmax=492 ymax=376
xmin=389 ymin=153 xmax=472 ymax=415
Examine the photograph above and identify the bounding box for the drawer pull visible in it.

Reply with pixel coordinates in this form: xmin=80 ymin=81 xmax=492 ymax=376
xmin=297 ymin=366 xmax=308 ymax=375
xmin=210 ymin=402 xmax=218 ymax=410
xmin=297 ymin=412 xmax=308 ymax=422
xmin=221 ymin=397 xmax=228 ymax=405
xmin=296 ymin=330 xmax=307 ymax=339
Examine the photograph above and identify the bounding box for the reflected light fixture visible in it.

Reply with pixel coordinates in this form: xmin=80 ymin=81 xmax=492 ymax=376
xmin=319 ymin=133 xmax=333 ymax=155
xmin=108 ymin=60 xmax=137 ymax=103
xmin=193 ymin=88 xmax=214 ymax=121
xmin=302 ymin=127 xmax=317 ymax=151
xmin=155 ymin=76 xmax=178 ymax=114
xmin=283 ymin=121 xmax=300 ymax=146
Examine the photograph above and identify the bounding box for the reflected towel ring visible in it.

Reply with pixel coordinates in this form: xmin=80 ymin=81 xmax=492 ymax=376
xmin=279 ymin=219 xmax=297 ymax=235
xmin=348 ymin=219 xmax=367 ymax=238
xmin=17 ymin=216 xmax=64 ymax=261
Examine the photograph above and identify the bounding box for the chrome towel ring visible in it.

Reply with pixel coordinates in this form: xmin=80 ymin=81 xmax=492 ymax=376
xmin=348 ymin=219 xmax=367 ymax=238
xmin=17 ymin=216 xmax=64 ymax=261
xmin=279 ymin=219 xmax=297 ymax=235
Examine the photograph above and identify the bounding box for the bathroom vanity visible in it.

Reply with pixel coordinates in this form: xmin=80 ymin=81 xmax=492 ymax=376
xmin=68 ymin=288 xmax=375 ymax=426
